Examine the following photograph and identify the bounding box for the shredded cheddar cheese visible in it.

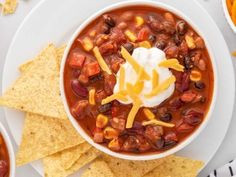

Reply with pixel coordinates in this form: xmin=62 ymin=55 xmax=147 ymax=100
xmin=138 ymin=41 xmax=151 ymax=48
xmin=119 ymin=66 xmax=125 ymax=91
xmin=82 ymin=37 xmax=94 ymax=51
xmin=143 ymin=108 xmax=155 ymax=120
xmin=152 ymin=70 xmax=159 ymax=90
xmin=142 ymin=119 xmax=175 ymax=128
xmin=101 ymin=92 xmax=128 ymax=105
xmin=93 ymin=47 xmax=112 ymax=75
xmin=121 ymin=47 xmax=150 ymax=80
xmin=89 ymin=88 xmax=96 ymax=105
xmin=126 ymin=98 xmax=143 ymax=128
xmin=145 ymin=75 xmax=176 ymax=98
xmin=125 ymin=30 xmax=137 ymax=42
xmin=158 ymin=59 xmax=184 ymax=72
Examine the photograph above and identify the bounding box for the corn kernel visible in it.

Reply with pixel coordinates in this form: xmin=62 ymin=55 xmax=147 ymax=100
xmin=82 ymin=37 xmax=93 ymax=51
xmin=108 ymin=138 xmax=121 ymax=151
xmin=96 ymin=114 xmax=108 ymax=128
xmin=135 ymin=16 xmax=144 ymax=26
xmin=89 ymin=88 xmax=96 ymax=105
xmin=104 ymin=127 xmax=119 ymax=139
xmin=89 ymin=30 xmax=96 ymax=37
xmin=185 ymin=35 xmax=196 ymax=49
xmin=138 ymin=41 xmax=152 ymax=48
xmin=143 ymin=108 xmax=155 ymax=120
xmin=125 ymin=30 xmax=137 ymax=42
xmin=190 ymin=70 xmax=202 ymax=81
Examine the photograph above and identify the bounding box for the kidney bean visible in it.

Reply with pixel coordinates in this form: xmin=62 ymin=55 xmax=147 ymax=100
xmin=164 ymin=45 xmax=179 ymax=58
xmin=0 ymin=160 xmax=8 ymax=177
xmin=162 ymin=21 xmax=175 ymax=34
xmin=102 ymin=24 xmax=111 ymax=34
xmin=137 ymin=27 xmax=150 ymax=41
xmin=155 ymin=40 xmax=166 ymax=50
xmin=169 ymin=97 xmax=183 ymax=111
xmin=164 ymin=139 xmax=177 ymax=148
xmin=122 ymin=42 xmax=134 ymax=54
xmin=148 ymin=34 xmax=156 ymax=43
xmin=183 ymin=108 xmax=203 ymax=126
xmin=110 ymin=28 xmax=126 ymax=45
xmin=147 ymin=14 xmax=164 ymax=32
xmin=103 ymin=14 xmax=116 ymax=27
xmin=176 ymin=20 xmax=187 ymax=35
xmin=155 ymin=138 xmax=165 ymax=149
xmin=195 ymin=81 xmax=205 ymax=90
xmin=176 ymin=72 xmax=190 ymax=92
xmin=183 ymin=55 xmax=193 ymax=70
xmin=176 ymin=123 xmax=194 ymax=133
xmin=164 ymin=132 xmax=178 ymax=142
xmin=98 ymin=103 xmax=112 ymax=114
xmin=71 ymin=79 xmax=88 ymax=97
xmin=180 ymin=90 xmax=197 ymax=103
xmin=160 ymin=113 xmax=172 ymax=122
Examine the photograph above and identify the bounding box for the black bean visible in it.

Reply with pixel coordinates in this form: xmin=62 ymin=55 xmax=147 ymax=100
xmin=155 ymin=138 xmax=165 ymax=149
xmin=164 ymin=140 xmax=177 ymax=148
xmin=183 ymin=56 xmax=193 ymax=70
xmin=176 ymin=20 xmax=187 ymax=35
xmin=103 ymin=14 xmax=116 ymax=27
xmin=194 ymin=81 xmax=205 ymax=90
xmin=98 ymin=103 xmax=112 ymax=113
xmin=155 ymin=40 xmax=166 ymax=50
xmin=102 ymin=25 xmax=111 ymax=34
xmin=122 ymin=42 xmax=134 ymax=54
xmin=160 ymin=113 xmax=172 ymax=122
xmin=89 ymin=74 xmax=103 ymax=83
xmin=148 ymin=35 xmax=156 ymax=43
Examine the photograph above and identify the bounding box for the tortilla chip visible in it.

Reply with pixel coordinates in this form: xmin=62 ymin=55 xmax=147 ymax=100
xmin=143 ymin=155 xmax=204 ymax=177
xmin=43 ymin=147 xmax=101 ymax=177
xmin=16 ymin=113 xmax=84 ymax=166
xmin=101 ymin=154 xmax=166 ymax=177
xmin=1 ymin=0 xmax=18 ymax=15
xmin=81 ymin=159 xmax=115 ymax=177
xmin=60 ymin=142 xmax=91 ymax=170
xmin=19 ymin=45 xmax=66 ymax=73
xmin=0 ymin=44 xmax=67 ymax=119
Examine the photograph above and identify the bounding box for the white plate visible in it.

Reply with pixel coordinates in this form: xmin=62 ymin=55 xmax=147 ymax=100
xmin=2 ymin=0 xmax=235 ymax=176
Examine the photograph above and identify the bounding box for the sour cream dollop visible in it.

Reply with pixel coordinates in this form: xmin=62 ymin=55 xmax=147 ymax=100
xmin=113 ymin=47 xmax=175 ymax=107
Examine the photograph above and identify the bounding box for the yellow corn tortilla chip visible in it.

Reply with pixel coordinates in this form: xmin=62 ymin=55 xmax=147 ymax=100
xmin=16 ymin=113 xmax=84 ymax=166
xmin=0 ymin=44 xmax=67 ymax=119
xmin=43 ymin=147 xmax=101 ymax=177
xmin=60 ymin=142 xmax=91 ymax=170
xmin=101 ymin=154 xmax=166 ymax=177
xmin=81 ymin=159 xmax=115 ymax=177
xmin=19 ymin=45 xmax=66 ymax=73
xmin=1 ymin=0 xmax=18 ymax=15
xmin=143 ymin=155 xmax=204 ymax=177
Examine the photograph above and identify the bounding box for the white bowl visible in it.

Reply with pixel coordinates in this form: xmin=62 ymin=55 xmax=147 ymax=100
xmin=222 ymin=0 xmax=236 ymax=33
xmin=60 ymin=0 xmax=218 ymax=161
xmin=0 ymin=123 xmax=15 ymax=177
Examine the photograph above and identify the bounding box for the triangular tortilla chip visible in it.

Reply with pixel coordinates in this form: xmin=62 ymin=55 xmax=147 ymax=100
xmin=0 ymin=44 xmax=67 ymax=119
xmin=143 ymin=155 xmax=204 ymax=177
xmin=60 ymin=142 xmax=91 ymax=170
xmin=101 ymin=154 xmax=166 ymax=177
xmin=81 ymin=159 xmax=115 ymax=177
xmin=16 ymin=113 xmax=84 ymax=166
xmin=43 ymin=147 xmax=101 ymax=177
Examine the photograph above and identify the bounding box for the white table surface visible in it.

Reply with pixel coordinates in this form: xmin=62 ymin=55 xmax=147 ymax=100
xmin=0 ymin=0 xmax=236 ymax=176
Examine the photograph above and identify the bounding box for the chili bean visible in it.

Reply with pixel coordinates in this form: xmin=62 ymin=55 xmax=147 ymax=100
xmin=71 ymin=79 xmax=88 ymax=97
xmin=117 ymin=22 xmax=127 ymax=29
xmin=98 ymin=103 xmax=112 ymax=114
xmin=183 ymin=108 xmax=203 ymax=126
xmin=164 ymin=45 xmax=179 ymax=58
xmin=155 ymin=138 xmax=165 ymax=149
xmin=164 ymin=132 xmax=178 ymax=142
xmin=183 ymin=55 xmax=193 ymax=70
xmin=173 ymin=33 xmax=181 ymax=45
xmin=103 ymin=14 xmax=116 ymax=27
xmin=176 ymin=123 xmax=194 ymax=133
xmin=122 ymin=43 xmax=134 ymax=54
xmin=179 ymin=40 xmax=189 ymax=56
xmin=180 ymin=90 xmax=197 ymax=103
xmin=160 ymin=113 xmax=172 ymax=122
xmin=121 ymin=11 xmax=134 ymax=21
xmin=176 ymin=20 xmax=187 ymax=35
xmin=0 ymin=160 xmax=8 ymax=177
xmin=147 ymin=14 xmax=164 ymax=32
xmin=122 ymin=136 xmax=140 ymax=152
xmin=148 ymin=34 xmax=156 ymax=43
xmin=155 ymin=40 xmax=166 ymax=50
xmin=195 ymin=81 xmax=205 ymax=90
xmin=157 ymin=107 xmax=168 ymax=116
xmin=164 ymin=139 xmax=177 ymax=148
xmin=195 ymin=37 xmax=205 ymax=49
xmin=164 ymin=12 xmax=175 ymax=24
xmin=162 ymin=21 xmax=175 ymax=34
xmin=169 ymin=97 xmax=183 ymax=111
xmin=102 ymin=24 xmax=111 ymax=34
xmin=144 ymin=125 xmax=163 ymax=143
xmin=198 ymin=59 xmax=206 ymax=71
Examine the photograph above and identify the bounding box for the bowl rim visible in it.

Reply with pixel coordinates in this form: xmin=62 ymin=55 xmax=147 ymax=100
xmin=60 ymin=0 xmax=218 ymax=160
xmin=0 ymin=123 xmax=15 ymax=177
xmin=221 ymin=0 xmax=236 ymax=33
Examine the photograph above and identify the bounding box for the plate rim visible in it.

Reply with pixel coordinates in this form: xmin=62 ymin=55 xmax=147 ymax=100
xmin=1 ymin=0 xmax=235 ymax=176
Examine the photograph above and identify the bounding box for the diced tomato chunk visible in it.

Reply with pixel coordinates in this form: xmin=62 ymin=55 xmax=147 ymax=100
xmin=111 ymin=106 xmax=119 ymax=117
xmin=104 ymin=73 xmax=116 ymax=95
xmin=69 ymin=52 xmax=86 ymax=68
xmin=71 ymin=100 xmax=89 ymax=119
xmin=85 ymin=61 xmax=101 ymax=77
xmin=78 ymin=72 xmax=89 ymax=84
xmin=110 ymin=117 xmax=126 ymax=131
xmin=137 ymin=27 xmax=150 ymax=41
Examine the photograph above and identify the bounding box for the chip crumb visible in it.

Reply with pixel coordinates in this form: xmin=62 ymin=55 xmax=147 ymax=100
xmin=1 ymin=0 xmax=18 ymax=15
